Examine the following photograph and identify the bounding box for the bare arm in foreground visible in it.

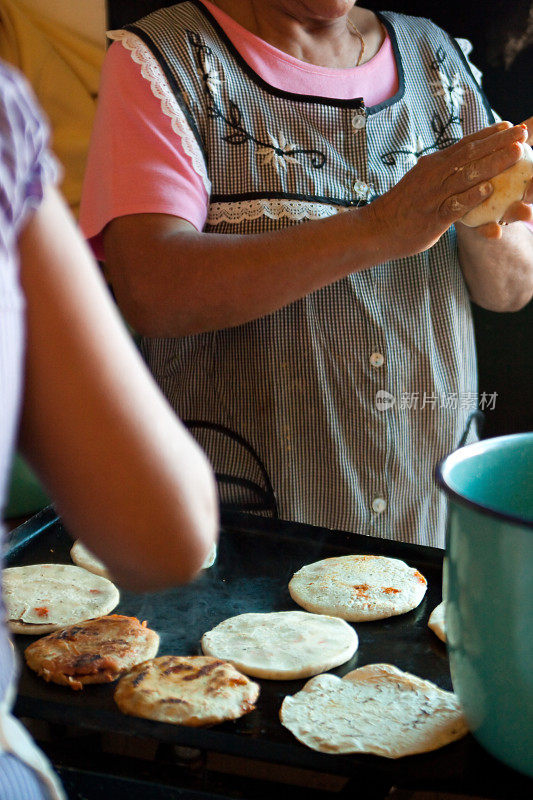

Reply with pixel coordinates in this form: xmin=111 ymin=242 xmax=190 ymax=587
xmin=18 ymin=185 xmax=218 ymax=592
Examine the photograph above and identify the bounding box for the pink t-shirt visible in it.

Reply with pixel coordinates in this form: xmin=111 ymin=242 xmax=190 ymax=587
xmin=79 ymin=0 xmax=398 ymax=257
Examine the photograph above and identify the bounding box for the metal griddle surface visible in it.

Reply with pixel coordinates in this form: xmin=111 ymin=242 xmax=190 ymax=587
xmin=6 ymin=508 xmax=484 ymax=785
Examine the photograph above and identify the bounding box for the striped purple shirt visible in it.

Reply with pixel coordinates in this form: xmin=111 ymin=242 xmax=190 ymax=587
xmin=0 ymin=61 xmax=58 ymax=800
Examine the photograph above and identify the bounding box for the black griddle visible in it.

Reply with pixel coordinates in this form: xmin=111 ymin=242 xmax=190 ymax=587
xmin=6 ymin=508 xmax=533 ymax=796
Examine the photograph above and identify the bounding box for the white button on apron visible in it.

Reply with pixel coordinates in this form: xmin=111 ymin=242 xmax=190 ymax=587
xmin=372 ymin=497 xmax=387 ymax=514
xmin=351 ymin=110 xmax=366 ymax=130
xmin=353 ymin=179 xmax=373 ymax=202
xmin=370 ymin=352 xmax=385 ymax=368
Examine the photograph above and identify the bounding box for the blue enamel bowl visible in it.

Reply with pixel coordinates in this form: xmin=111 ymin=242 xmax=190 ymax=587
xmin=436 ymin=433 xmax=533 ymax=777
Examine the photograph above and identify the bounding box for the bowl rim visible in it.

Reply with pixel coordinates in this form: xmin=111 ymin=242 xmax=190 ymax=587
xmin=435 ymin=433 xmax=533 ymax=529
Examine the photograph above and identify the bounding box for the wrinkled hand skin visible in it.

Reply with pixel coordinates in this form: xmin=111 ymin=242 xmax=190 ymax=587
xmin=369 ymin=120 xmax=530 ymax=256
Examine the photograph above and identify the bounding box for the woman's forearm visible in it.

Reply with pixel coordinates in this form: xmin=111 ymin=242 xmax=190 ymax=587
xmin=457 ymin=220 xmax=533 ymax=311
xmin=104 ymin=204 xmax=386 ymax=337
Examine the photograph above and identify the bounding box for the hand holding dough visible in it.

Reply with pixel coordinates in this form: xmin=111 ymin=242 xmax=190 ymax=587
xmin=461 ymin=142 xmax=533 ymax=227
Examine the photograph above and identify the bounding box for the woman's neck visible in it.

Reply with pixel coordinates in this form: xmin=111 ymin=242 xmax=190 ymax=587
xmin=208 ymin=1 xmax=383 ymax=68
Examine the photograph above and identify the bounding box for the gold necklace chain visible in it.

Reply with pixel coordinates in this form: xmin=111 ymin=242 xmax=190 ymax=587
xmin=346 ymin=18 xmax=365 ymax=66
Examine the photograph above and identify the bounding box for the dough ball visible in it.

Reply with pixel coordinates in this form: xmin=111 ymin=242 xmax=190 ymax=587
xmin=461 ymin=142 xmax=533 ymax=227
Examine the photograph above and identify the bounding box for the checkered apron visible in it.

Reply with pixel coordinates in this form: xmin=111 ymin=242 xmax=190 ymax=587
xmin=119 ymin=1 xmax=495 ymax=546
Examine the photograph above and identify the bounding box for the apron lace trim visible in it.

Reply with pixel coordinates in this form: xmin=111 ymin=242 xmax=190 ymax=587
xmin=207 ymin=198 xmax=349 ymax=225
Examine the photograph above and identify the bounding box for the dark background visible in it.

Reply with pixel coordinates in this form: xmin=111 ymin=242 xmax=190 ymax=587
xmin=107 ymin=0 xmax=533 ymax=438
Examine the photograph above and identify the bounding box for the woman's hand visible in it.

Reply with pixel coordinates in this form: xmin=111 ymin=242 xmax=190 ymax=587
xmin=369 ymin=120 xmax=529 ymax=258
xmin=471 ymin=116 xmax=533 ymax=239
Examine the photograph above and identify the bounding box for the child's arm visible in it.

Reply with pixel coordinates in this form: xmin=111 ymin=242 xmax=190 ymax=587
xmin=17 ymin=185 xmax=218 ymax=592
